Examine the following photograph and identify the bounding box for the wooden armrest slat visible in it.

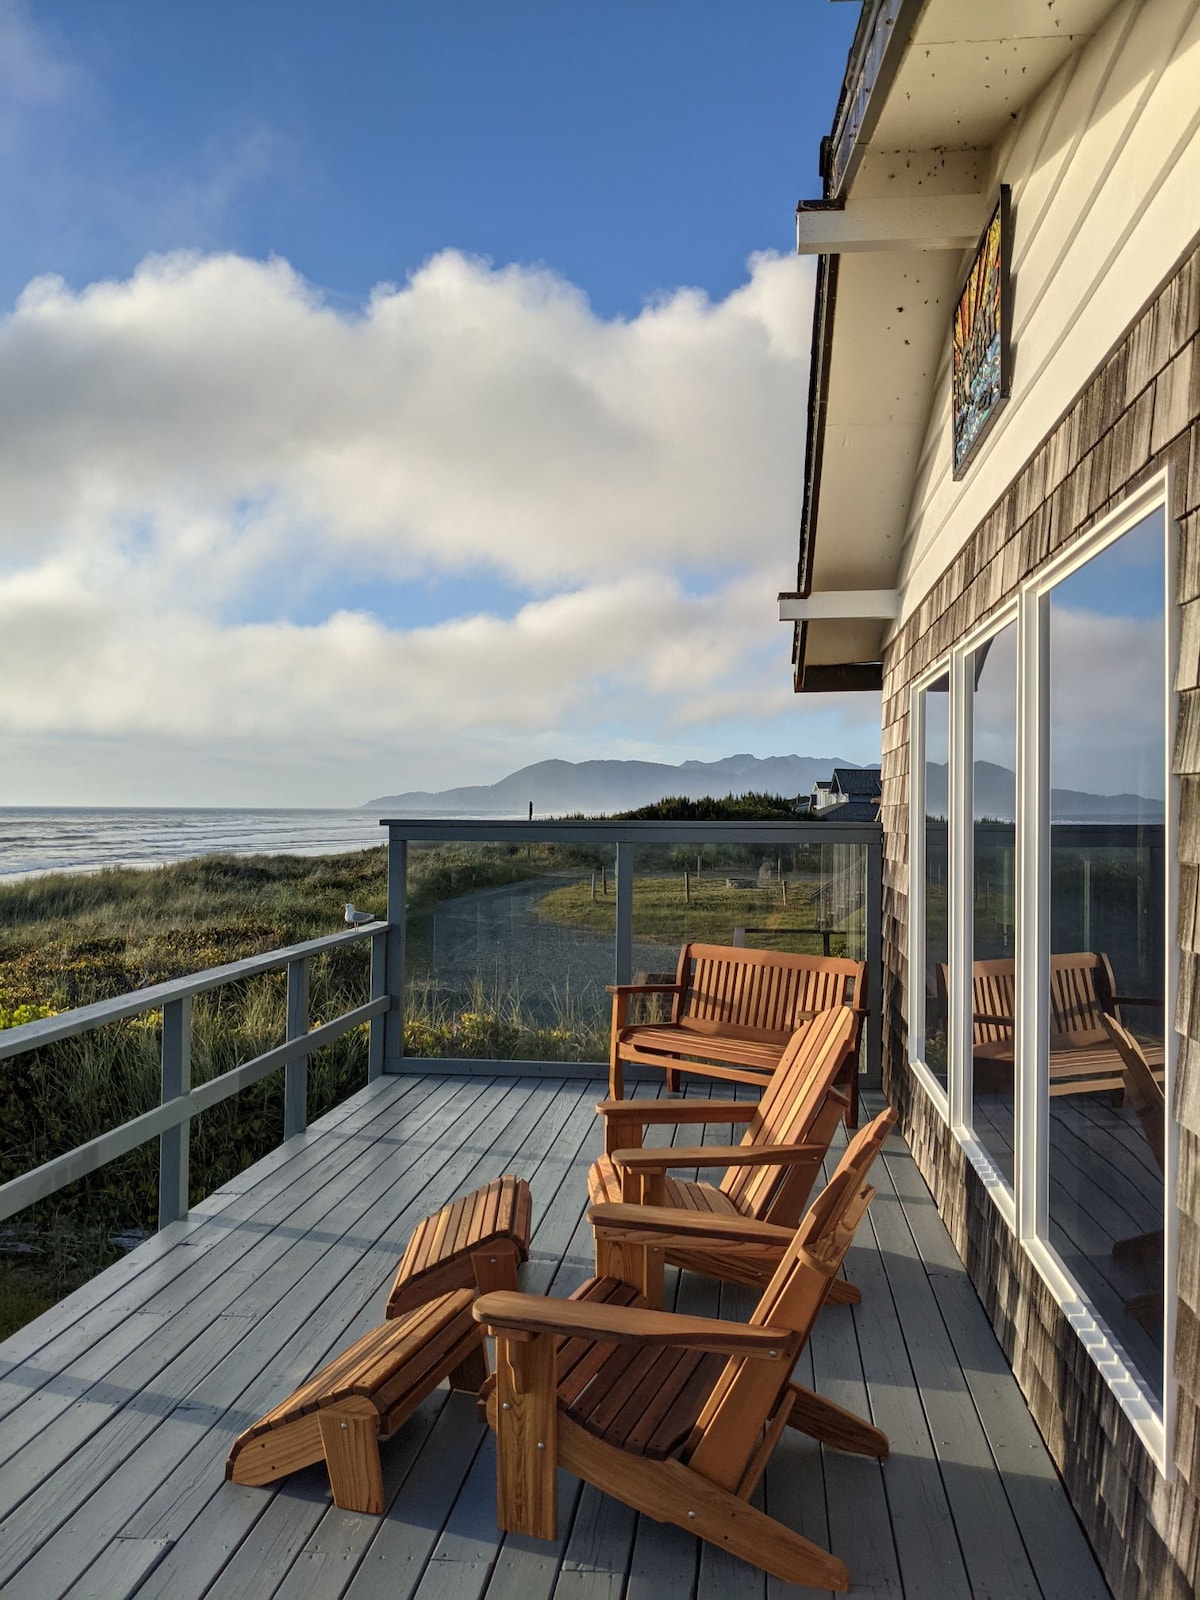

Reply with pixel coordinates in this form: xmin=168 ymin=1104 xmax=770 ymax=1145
xmin=588 ymin=1203 xmax=795 ymax=1247
xmin=593 ymin=1099 xmax=757 ymax=1124
xmin=612 ymin=1142 xmax=825 ymax=1171
xmin=473 ymin=1290 xmax=793 ymax=1356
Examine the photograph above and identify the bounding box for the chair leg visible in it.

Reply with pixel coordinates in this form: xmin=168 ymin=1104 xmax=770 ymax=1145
xmin=318 ymin=1397 xmax=385 ymax=1514
xmin=785 ymin=1382 xmax=888 ymax=1458
xmin=595 ymin=1230 xmax=663 ymax=1306
xmin=665 ymin=1067 xmax=681 ymax=1092
xmin=556 ymin=1416 xmax=849 ymax=1591
xmin=825 ymin=1276 xmax=861 ymax=1306
xmin=448 ymin=1340 xmax=490 ymax=1392
xmin=494 ymin=1332 xmax=558 ymax=1540
xmin=470 ymin=1241 xmax=522 ymax=1295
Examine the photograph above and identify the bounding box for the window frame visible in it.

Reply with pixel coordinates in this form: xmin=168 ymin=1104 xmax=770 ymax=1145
xmin=908 ymin=664 xmax=951 ymax=1120
xmin=907 ymin=468 xmax=1178 ymax=1468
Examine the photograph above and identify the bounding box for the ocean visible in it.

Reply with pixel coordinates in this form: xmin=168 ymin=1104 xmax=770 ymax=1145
xmin=0 ymin=807 xmax=391 ymax=882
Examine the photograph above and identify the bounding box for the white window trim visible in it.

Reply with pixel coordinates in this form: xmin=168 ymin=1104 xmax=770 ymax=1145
xmin=908 ymin=666 xmax=950 ymax=1120
xmin=959 ymin=599 xmax=1021 ymax=1221
xmin=907 ymin=467 xmax=1178 ymax=1470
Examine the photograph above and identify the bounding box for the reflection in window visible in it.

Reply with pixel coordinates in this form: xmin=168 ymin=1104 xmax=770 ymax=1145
xmin=1046 ymin=508 xmax=1166 ymax=1405
xmin=924 ymin=673 xmax=950 ymax=1086
xmin=970 ymin=622 xmax=1017 ymax=1182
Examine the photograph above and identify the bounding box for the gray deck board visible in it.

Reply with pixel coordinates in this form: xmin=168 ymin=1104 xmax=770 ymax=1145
xmin=0 ymin=1073 xmax=1113 ymax=1600
xmin=0 ymin=1076 xmax=520 ymax=1584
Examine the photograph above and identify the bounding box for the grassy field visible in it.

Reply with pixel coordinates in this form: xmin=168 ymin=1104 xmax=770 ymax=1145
xmin=532 ymin=871 xmax=856 ymax=954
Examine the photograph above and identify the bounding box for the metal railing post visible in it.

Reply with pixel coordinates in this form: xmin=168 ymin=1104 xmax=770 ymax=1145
xmin=368 ymin=927 xmax=387 ymax=1080
xmin=864 ymin=835 xmax=884 ymax=1087
xmin=158 ymin=996 xmax=192 ymax=1230
xmin=614 ymin=842 xmax=634 ymax=985
xmin=284 ymin=957 xmax=309 ymax=1138
xmin=383 ymin=834 xmax=408 ymax=1072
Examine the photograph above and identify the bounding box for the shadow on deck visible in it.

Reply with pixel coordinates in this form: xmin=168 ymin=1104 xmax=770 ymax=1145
xmin=0 ymin=1071 xmax=1113 ymax=1600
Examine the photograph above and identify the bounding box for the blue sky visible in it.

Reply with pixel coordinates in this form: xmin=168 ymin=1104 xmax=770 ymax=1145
xmin=0 ymin=0 xmax=883 ymax=805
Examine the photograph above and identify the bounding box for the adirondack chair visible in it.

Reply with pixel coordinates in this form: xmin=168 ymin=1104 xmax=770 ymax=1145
xmin=1100 ymin=1016 xmax=1166 ymax=1316
xmin=588 ymin=1004 xmax=858 ymax=1303
xmin=473 ymin=1109 xmax=896 ymax=1592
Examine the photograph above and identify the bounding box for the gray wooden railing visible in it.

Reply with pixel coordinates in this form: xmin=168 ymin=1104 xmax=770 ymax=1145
xmin=0 ymin=924 xmax=388 ymax=1232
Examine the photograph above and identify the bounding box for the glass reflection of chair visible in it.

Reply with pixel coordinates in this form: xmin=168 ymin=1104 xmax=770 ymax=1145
xmin=939 ymin=953 xmax=1163 ymax=1099
xmin=1100 ymin=1015 xmax=1165 ymax=1326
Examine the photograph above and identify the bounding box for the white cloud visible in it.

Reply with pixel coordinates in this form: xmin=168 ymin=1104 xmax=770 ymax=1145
xmin=0 ymin=246 xmax=868 ymax=803
xmin=1048 ymin=607 xmax=1166 ymax=798
xmin=0 ymin=247 xmax=813 ymax=589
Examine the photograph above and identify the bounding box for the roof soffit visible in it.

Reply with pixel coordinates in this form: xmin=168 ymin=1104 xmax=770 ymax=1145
xmin=792 ymin=0 xmax=1120 ymax=690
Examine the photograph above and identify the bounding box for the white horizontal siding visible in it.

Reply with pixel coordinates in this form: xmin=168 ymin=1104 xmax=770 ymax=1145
xmin=898 ymin=0 xmax=1200 ymax=620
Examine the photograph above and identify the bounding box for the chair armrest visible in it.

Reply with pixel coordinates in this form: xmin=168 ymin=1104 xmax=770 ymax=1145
xmin=588 ymin=1203 xmax=794 ymax=1249
xmin=612 ymin=1141 xmax=826 ymax=1172
xmin=593 ymin=1099 xmax=757 ymax=1125
xmin=473 ymin=1290 xmax=792 ymax=1357
xmin=973 ymin=1012 xmax=1015 ymax=1027
xmin=606 ymin=983 xmax=685 ymax=997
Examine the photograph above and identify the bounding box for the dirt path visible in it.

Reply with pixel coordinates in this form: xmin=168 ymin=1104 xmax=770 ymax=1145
xmin=410 ymin=874 xmax=678 ymax=1024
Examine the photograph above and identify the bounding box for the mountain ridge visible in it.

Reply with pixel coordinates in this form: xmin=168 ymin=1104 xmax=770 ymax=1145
xmin=364 ymin=753 xmax=866 ymax=815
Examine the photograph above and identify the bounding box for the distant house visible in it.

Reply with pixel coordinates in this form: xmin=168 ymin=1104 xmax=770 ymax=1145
xmin=801 ymin=765 xmax=882 ymax=820
xmin=782 ymin=5 xmax=1200 ymax=1598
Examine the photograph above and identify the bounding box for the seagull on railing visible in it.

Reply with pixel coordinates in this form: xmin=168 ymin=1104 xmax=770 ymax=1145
xmin=344 ymin=903 xmax=377 ymax=927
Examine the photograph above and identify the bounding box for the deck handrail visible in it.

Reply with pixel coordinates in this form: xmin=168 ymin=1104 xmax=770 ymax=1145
xmin=0 ymin=922 xmax=389 ymax=1230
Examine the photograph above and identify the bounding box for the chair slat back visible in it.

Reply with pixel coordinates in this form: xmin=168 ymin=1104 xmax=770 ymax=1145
xmin=1049 ymin=951 xmax=1113 ymax=1038
xmin=681 ymin=943 xmax=864 ymax=1034
xmin=1101 ymin=1015 xmax=1166 ymax=1171
xmin=939 ymin=959 xmax=1016 ymax=1047
xmin=972 ymin=958 xmax=1016 ymax=1046
xmin=686 ymin=1108 xmax=895 ymax=1491
xmin=720 ymin=1006 xmax=857 ymax=1218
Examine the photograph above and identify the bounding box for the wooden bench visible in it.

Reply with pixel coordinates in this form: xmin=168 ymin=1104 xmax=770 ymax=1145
xmin=226 ymin=1175 xmax=532 ymax=1513
xmin=608 ymin=942 xmax=866 ymax=1123
xmin=940 ymin=953 xmax=1164 ymax=1097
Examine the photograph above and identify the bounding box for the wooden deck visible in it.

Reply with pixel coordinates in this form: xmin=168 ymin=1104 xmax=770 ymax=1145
xmin=0 ymin=1071 xmax=1114 ymax=1600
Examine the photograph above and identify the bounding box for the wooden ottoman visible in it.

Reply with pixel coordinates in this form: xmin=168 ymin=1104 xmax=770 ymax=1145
xmin=386 ymin=1173 xmax=533 ymax=1317
xmin=226 ymin=1174 xmax=534 ymax=1513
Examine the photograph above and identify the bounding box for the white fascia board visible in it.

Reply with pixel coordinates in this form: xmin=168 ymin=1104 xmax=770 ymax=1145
xmin=796 ymin=194 xmax=989 ymax=254
xmin=778 ymin=589 xmax=901 ymax=623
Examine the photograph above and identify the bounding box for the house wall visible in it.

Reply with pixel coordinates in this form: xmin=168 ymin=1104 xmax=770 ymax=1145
xmin=879 ymin=240 xmax=1200 ymax=1600
xmin=894 ymin=0 xmax=1200 ymax=623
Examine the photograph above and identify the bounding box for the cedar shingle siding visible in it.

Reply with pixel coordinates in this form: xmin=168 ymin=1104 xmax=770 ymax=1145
xmin=881 ymin=241 xmax=1200 ymax=1600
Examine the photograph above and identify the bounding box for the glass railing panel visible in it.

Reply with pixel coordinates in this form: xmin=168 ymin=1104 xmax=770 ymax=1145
xmin=404 ymin=839 xmax=614 ymax=1062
